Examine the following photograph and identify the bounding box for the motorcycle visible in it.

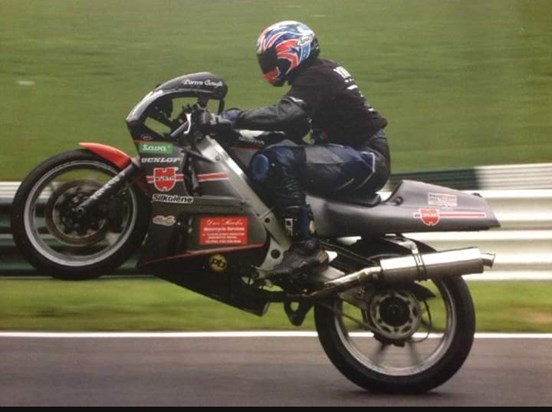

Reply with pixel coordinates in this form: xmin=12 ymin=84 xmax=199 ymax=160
xmin=11 ymin=71 xmax=501 ymax=394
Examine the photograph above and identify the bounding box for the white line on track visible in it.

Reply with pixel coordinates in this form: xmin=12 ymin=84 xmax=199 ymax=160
xmin=1 ymin=331 xmax=551 ymax=339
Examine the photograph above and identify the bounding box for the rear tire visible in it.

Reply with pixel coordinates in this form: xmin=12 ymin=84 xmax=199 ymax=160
xmin=314 ymin=239 xmax=476 ymax=393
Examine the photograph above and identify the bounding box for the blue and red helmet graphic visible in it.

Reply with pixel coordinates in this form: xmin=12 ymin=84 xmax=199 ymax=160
xmin=256 ymin=21 xmax=320 ymax=86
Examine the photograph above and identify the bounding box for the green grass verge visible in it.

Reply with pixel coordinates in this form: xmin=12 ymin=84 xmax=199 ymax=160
xmin=1 ymin=0 xmax=551 ymax=179
xmin=1 ymin=278 xmax=551 ymax=332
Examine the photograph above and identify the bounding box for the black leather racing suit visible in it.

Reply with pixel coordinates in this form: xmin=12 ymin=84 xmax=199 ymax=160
xmin=233 ymin=57 xmax=391 ymax=213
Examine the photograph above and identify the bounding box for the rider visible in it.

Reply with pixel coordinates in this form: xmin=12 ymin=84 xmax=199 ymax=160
xmin=203 ymin=20 xmax=391 ymax=285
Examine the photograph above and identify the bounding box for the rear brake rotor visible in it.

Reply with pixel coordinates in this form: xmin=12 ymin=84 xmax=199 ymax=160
xmin=368 ymin=288 xmax=422 ymax=343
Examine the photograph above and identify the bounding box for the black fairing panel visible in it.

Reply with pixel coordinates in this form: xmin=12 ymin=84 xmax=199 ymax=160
xmin=126 ymin=72 xmax=227 ymax=136
xmin=135 ymin=147 xmax=270 ymax=316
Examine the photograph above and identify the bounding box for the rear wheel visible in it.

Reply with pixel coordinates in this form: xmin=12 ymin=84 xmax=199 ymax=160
xmin=314 ymin=245 xmax=475 ymax=393
xmin=11 ymin=149 xmax=149 ymax=280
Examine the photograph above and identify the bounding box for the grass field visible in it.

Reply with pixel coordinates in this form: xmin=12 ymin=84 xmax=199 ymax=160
xmin=1 ymin=278 xmax=552 ymax=332
xmin=1 ymin=0 xmax=551 ymax=179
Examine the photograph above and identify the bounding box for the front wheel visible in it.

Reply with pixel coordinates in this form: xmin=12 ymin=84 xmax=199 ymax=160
xmin=11 ymin=149 xmax=150 ymax=280
xmin=314 ymin=275 xmax=475 ymax=393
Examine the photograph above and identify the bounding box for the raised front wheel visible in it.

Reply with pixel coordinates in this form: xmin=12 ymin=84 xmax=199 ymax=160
xmin=11 ymin=149 xmax=149 ymax=280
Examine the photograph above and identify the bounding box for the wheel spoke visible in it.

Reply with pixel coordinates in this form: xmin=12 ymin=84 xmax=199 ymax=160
xmin=406 ymin=340 xmax=422 ymax=365
xmin=371 ymin=341 xmax=389 ymax=366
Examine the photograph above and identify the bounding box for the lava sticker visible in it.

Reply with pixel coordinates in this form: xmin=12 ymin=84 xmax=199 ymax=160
xmin=138 ymin=142 xmax=173 ymax=154
xmin=199 ymin=216 xmax=248 ymax=245
xmin=146 ymin=167 xmax=184 ymax=192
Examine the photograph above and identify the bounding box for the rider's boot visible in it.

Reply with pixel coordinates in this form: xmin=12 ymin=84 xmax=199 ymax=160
xmin=269 ymin=205 xmax=329 ymax=285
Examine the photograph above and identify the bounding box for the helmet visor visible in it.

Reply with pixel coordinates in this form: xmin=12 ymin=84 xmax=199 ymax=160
xmin=257 ymin=47 xmax=278 ymax=74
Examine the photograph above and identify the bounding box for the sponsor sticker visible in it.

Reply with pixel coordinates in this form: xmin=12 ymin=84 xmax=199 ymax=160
xmin=152 ymin=215 xmax=176 ymax=227
xmin=199 ymin=216 xmax=248 ymax=245
xmin=428 ymin=192 xmax=458 ymax=208
xmin=138 ymin=142 xmax=173 ymax=154
xmin=151 ymin=194 xmax=194 ymax=204
xmin=414 ymin=208 xmax=487 ymax=226
xmin=140 ymin=157 xmax=180 ymax=163
xmin=208 ymin=254 xmax=228 ymax=272
xmin=414 ymin=208 xmax=441 ymax=226
xmin=146 ymin=167 xmax=184 ymax=192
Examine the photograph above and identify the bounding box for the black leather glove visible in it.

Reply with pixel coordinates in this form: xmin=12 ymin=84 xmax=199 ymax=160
xmin=196 ymin=110 xmax=238 ymax=145
xmin=220 ymin=108 xmax=242 ymax=125
xmin=196 ymin=111 xmax=232 ymax=133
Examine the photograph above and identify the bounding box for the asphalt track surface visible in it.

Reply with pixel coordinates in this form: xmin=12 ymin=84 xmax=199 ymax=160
xmin=1 ymin=332 xmax=551 ymax=407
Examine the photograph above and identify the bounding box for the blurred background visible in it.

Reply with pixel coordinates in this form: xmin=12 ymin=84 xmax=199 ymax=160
xmin=0 ymin=0 xmax=551 ymax=332
xmin=1 ymin=0 xmax=551 ymax=179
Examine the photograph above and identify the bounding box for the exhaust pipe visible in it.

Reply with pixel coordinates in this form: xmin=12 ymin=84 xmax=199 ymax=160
xmin=311 ymin=247 xmax=495 ymax=298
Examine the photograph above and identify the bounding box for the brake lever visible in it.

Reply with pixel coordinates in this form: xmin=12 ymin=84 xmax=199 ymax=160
xmin=169 ymin=112 xmax=192 ymax=139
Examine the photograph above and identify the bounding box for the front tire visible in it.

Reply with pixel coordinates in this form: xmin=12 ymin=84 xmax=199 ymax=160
xmin=11 ymin=149 xmax=150 ymax=280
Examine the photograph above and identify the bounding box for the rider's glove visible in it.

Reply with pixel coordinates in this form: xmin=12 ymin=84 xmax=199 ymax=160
xmin=197 ymin=110 xmax=238 ymax=145
xmin=197 ymin=111 xmax=233 ymax=133
xmin=220 ymin=108 xmax=242 ymax=125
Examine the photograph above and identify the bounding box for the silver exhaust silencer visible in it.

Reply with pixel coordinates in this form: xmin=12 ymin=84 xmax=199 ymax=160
xmin=311 ymin=247 xmax=495 ymax=297
xmin=378 ymin=247 xmax=495 ymax=283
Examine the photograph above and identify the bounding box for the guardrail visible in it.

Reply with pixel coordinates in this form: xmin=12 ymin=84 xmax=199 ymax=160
xmin=391 ymin=163 xmax=552 ymax=280
xmin=384 ymin=162 xmax=552 ymax=191
xmin=1 ymin=162 xmax=551 ymax=280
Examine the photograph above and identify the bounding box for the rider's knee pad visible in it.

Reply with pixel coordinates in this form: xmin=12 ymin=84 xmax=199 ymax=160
xmin=250 ymin=153 xmax=270 ymax=182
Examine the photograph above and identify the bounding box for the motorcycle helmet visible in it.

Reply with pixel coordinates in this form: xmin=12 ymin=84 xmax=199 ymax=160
xmin=256 ymin=20 xmax=320 ymax=86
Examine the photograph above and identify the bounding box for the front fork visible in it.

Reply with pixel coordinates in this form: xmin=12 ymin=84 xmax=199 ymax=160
xmin=75 ymin=144 xmax=143 ymax=217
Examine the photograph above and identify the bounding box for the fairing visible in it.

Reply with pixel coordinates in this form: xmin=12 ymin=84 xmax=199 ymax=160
xmin=126 ymin=72 xmax=227 ymax=140
xmin=134 ymin=142 xmax=271 ymax=316
xmin=309 ymin=180 xmax=501 ymax=237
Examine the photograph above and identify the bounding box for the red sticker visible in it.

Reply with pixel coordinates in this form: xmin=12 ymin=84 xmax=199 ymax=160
xmin=146 ymin=167 xmax=184 ymax=192
xmin=414 ymin=208 xmax=441 ymax=226
xmin=199 ymin=216 xmax=249 ymax=245
xmin=197 ymin=172 xmax=229 ymax=182
xmin=413 ymin=208 xmax=487 ymax=226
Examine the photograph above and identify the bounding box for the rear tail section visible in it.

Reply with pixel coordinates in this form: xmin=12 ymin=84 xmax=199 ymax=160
xmin=309 ymin=180 xmax=501 ymax=237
